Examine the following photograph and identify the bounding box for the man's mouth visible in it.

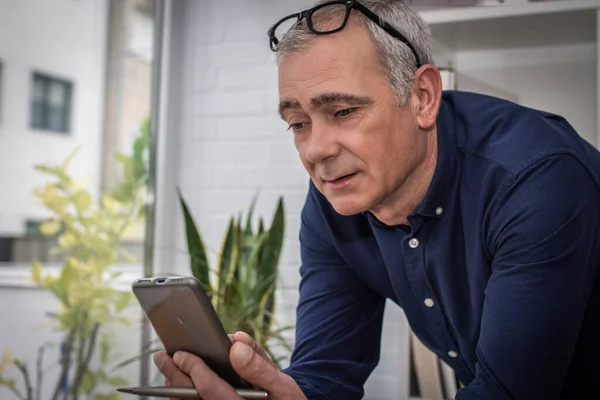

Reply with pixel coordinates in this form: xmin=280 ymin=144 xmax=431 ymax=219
xmin=324 ymin=172 xmax=358 ymax=184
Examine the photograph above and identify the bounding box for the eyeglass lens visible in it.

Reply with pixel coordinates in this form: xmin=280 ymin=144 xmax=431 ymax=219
xmin=272 ymin=17 xmax=300 ymax=45
xmin=272 ymin=3 xmax=349 ymax=45
xmin=310 ymin=3 xmax=348 ymax=33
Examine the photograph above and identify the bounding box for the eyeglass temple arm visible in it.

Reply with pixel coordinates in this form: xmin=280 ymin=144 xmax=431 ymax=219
xmin=352 ymin=2 xmax=422 ymax=68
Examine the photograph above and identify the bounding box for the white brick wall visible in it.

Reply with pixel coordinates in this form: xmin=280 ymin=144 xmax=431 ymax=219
xmin=155 ymin=1 xmax=410 ymax=398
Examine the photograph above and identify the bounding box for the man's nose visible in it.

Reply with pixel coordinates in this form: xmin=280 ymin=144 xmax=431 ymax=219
xmin=304 ymin=122 xmax=339 ymax=164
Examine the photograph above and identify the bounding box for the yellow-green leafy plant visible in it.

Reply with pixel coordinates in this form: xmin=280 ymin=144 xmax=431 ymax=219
xmin=0 ymin=120 xmax=150 ymax=400
xmin=178 ymin=191 xmax=294 ymax=368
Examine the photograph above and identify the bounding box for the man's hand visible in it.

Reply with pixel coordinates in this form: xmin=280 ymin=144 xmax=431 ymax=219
xmin=153 ymin=331 xmax=307 ymax=400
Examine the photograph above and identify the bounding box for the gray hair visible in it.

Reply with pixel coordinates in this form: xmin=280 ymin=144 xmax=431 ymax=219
xmin=275 ymin=0 xmax=434 ymax=106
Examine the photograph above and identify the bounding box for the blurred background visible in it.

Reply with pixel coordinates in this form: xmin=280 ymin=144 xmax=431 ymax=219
xmin=0 ymin=0 xmax=596 ymax=399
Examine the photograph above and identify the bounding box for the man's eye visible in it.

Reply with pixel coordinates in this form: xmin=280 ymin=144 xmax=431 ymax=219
xmin=287 ymin=122 xmax=305 ymax=131
xmin=334 ymin=108 xmax=356 ymax=117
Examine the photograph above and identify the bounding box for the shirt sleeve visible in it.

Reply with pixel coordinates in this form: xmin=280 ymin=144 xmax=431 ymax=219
xmin=282 ymin=185 xmax=386 ymax=400
xmin=456 ymin=154 xmax=600 ymax=400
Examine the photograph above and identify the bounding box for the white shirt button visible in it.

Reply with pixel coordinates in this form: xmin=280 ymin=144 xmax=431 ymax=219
xmin=435 ymin=207 xmax=443 ymax=216
xmin=448 ymin=350 xmax=458 ymax=358
xmin=424 ymin=298 xmax=434 ymax=307
xmin=409 ymin=238 xmax=419 ymax=248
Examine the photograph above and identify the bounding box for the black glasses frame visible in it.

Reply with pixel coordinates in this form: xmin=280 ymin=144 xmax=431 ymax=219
xmin=267 ymin=0 xmax=422 ymax=68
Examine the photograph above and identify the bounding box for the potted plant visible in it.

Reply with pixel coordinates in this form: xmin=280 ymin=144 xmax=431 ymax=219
xmin=178 ymin=190 xmax=294 ymax=368
xmin=0 ymin=121 xmax=149 ymax=400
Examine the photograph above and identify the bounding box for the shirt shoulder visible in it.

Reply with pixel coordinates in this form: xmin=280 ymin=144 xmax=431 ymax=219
xmin=443 ymin=90 xmax=600 ymax=183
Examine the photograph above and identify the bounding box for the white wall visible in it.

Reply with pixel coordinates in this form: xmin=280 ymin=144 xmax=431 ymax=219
xmin=430 ymin=9 xmax=598 ymax=146
xmin=0 ymin=0 xmax=108 ymax=235
xmin=153 ymin=1 xmax=411 ymax=398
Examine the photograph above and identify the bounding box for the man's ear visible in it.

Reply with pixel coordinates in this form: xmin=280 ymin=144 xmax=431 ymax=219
xmin=412 ymin=65 xmax=442 ymax=130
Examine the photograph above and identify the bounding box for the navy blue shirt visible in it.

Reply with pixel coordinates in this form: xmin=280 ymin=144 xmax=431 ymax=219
xmin=283 ymin=91 xmax=600 ymax=399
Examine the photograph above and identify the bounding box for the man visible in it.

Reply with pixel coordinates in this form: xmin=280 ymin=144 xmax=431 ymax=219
xmin=153 ymin=0 xmax=600 ymax=398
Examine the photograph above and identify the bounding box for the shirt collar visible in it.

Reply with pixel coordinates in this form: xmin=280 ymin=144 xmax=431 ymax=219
xmin=411 ymin=96 xmax=457 ymax=220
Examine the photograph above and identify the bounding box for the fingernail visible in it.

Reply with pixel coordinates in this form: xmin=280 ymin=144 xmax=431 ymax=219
xmin=242 ymin=332 xmax=253 ymax=343
xmin=173 ymin=351 xmax=182 ymax=366
xmin=153 ymin=352 xmax=166 ymax=369
xmin=233 ymin=343 xmax=253 ymax=365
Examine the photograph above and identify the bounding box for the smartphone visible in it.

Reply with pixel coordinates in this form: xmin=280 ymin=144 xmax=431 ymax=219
xmin=131 ymin=276 xmax=252 ymax=390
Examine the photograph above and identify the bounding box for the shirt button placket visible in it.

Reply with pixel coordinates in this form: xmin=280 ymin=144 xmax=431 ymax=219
xmin=408 ymin=232 xmax=459 ymax=364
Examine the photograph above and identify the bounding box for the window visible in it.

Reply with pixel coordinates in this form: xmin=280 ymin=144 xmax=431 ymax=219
xmin=24 ymin=220 xmax=45 ymax=238
xmin=30 ymin=72 xmax=73 ymax=133
xmin=24 ymin=219 xmax=64 ymax=238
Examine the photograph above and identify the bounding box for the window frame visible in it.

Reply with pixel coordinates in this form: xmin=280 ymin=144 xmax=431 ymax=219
xmin=29 ymin=71 xmax=74 ymax=134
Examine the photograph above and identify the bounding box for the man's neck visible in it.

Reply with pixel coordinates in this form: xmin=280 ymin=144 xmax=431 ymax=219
xmin=370 ymin=129 xmax=438 ymax=227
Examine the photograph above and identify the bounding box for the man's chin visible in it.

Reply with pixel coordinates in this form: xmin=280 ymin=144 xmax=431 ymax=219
xmin=314 ymin=180 xmax=370 ymax=215
xmin=327 ymin=198 xmax=368 ymax=216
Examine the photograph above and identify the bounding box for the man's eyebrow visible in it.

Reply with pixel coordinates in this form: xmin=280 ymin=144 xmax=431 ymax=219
xmin=278 ymin=92 xmax=374 ymax=119
xmin=278 ymin=99 xmax=301 ymax=118
xmin=310 ymin=92 xmax=373 ymax=109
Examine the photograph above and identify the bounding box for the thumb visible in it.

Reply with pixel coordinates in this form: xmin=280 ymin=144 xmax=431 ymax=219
xmin=230 ymin=342 xmax=304 ymax=399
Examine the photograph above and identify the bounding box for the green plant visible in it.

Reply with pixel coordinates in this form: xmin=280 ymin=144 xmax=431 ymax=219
xmin=178 ymin=190 xmax=294 ymax=368
xmin=0 ymin=121 xmax=150 ymax=400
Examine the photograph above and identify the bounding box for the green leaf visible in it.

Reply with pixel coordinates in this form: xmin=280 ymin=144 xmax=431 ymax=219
xmin=59 ymin=259 xmax=77 ymax=289
xmin=140 ymin=115 xmax=150 ymax=135
xmin=215 ymin=218 xmax=235 ymax=308
xmin=48 ymin=279 xmax=70 ymax=308
xmin=111 ymin=182 xmax=134 ymax=203
xmin=100 ymin=335 xmax=111 ymax=364
xmin=32 ymin=260 xmax=43 ymax=284
xmin=34 ymin=164 xmax=72 ymax=185
xmin=246 ymin=196 xmax=285 ymax=332
xmin=82 ymin=370 xmax=96 ymax=394
xmin=0 ymin=378 xmax=15 ymax=388
xmin=177 ymin=187 xmax=211 ymax=294
xmin=257 ymin=217 xmax=265 ymax=236
xmin=133 ymin=133 xmax=148 ymax=184
xmin=245 ymin=191 xmax=259 ymax=234
xmin=40 ymin=219 xmax=62 ymax=236
xmin=258 ymin=286 xmax=276 ymax=339
xmin=0 ymin=349 xmax=12 ymax=372
xmin=115 ymin=153 xmax=135 ymax=183
xmin=114 ymin=153 xmax=130 ymax=165
xmin=259 ymin=197 xmax=285 ymax=287
xmin=245 ymin=230 xmax=269 ymax=291
xmin=37 ymin=187 xmax=70 ymax=214
xmin=73 ymin=189 xmax=92 ymax=211
xmin=217 ymin=218 xmax=243 ymax=313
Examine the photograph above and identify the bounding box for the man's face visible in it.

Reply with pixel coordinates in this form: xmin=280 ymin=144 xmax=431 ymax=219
xmin=277 ymin=21 xmax=422 ymax=216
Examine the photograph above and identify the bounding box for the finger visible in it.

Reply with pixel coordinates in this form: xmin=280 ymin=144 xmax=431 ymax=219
xmin=153 ymin=351 xmax=194 ymax=388
xmin=228 ymin=333 xmax=235 ymax=343
xmin=232 ymin=331 xmax=274 ymax=366
xmin=231 ymin=342 xmax=302 ymax=398
xmin=173 ymin=351 xmax=242 ymax=400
